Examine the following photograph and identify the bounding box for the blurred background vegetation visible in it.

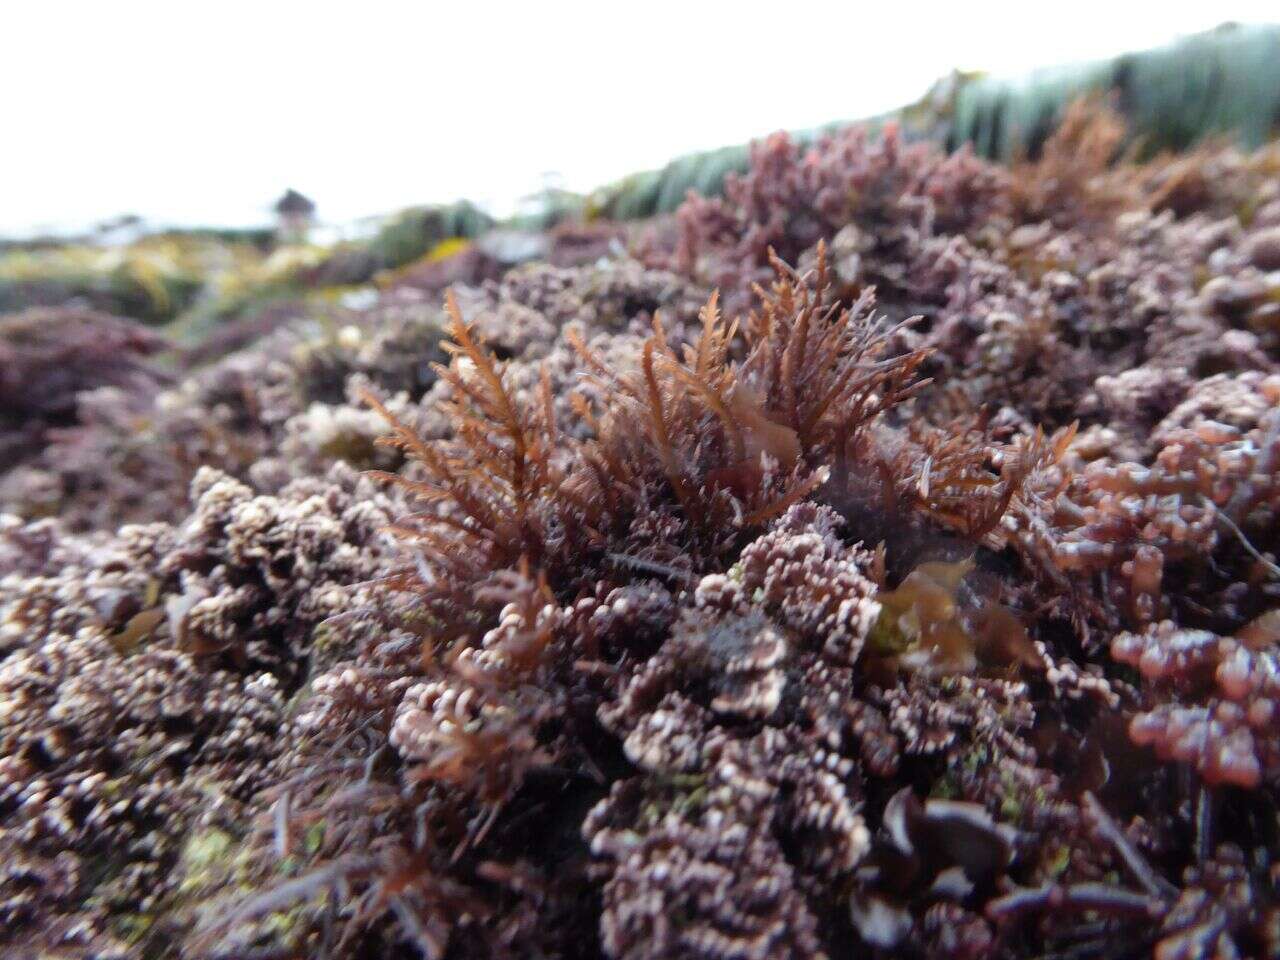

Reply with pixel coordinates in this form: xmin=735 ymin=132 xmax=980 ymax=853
xmin=3 ymin=23 xmax=1277 ymax=347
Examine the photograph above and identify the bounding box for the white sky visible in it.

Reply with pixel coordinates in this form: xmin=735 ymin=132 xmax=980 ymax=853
xmin=1 ymin=1 xmax=1277 ymax=237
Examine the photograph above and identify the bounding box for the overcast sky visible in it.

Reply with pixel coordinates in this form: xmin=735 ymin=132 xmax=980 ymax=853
xmin=2 ymin=1 xmax=1277 ymax=236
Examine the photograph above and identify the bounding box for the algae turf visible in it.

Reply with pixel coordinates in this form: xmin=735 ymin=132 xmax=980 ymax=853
xmin=2 ymin=99 xmax=1280 ymax=959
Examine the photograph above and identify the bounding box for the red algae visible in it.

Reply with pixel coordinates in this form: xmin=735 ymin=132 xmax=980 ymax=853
xmin=2 ymin=101 xmax=1280 ymax=959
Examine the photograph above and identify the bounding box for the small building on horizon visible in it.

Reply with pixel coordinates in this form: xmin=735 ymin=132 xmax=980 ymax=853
xmin=273 ymin=189 xmax=315 ymax=241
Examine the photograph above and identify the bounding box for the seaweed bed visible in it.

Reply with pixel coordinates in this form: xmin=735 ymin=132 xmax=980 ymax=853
xmin=4 ymin=102 xmax=1280 ymax=959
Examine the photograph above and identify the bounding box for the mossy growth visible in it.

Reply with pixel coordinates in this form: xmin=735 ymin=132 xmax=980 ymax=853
xmin=173 ymin=824 xmax=325 ymax=954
